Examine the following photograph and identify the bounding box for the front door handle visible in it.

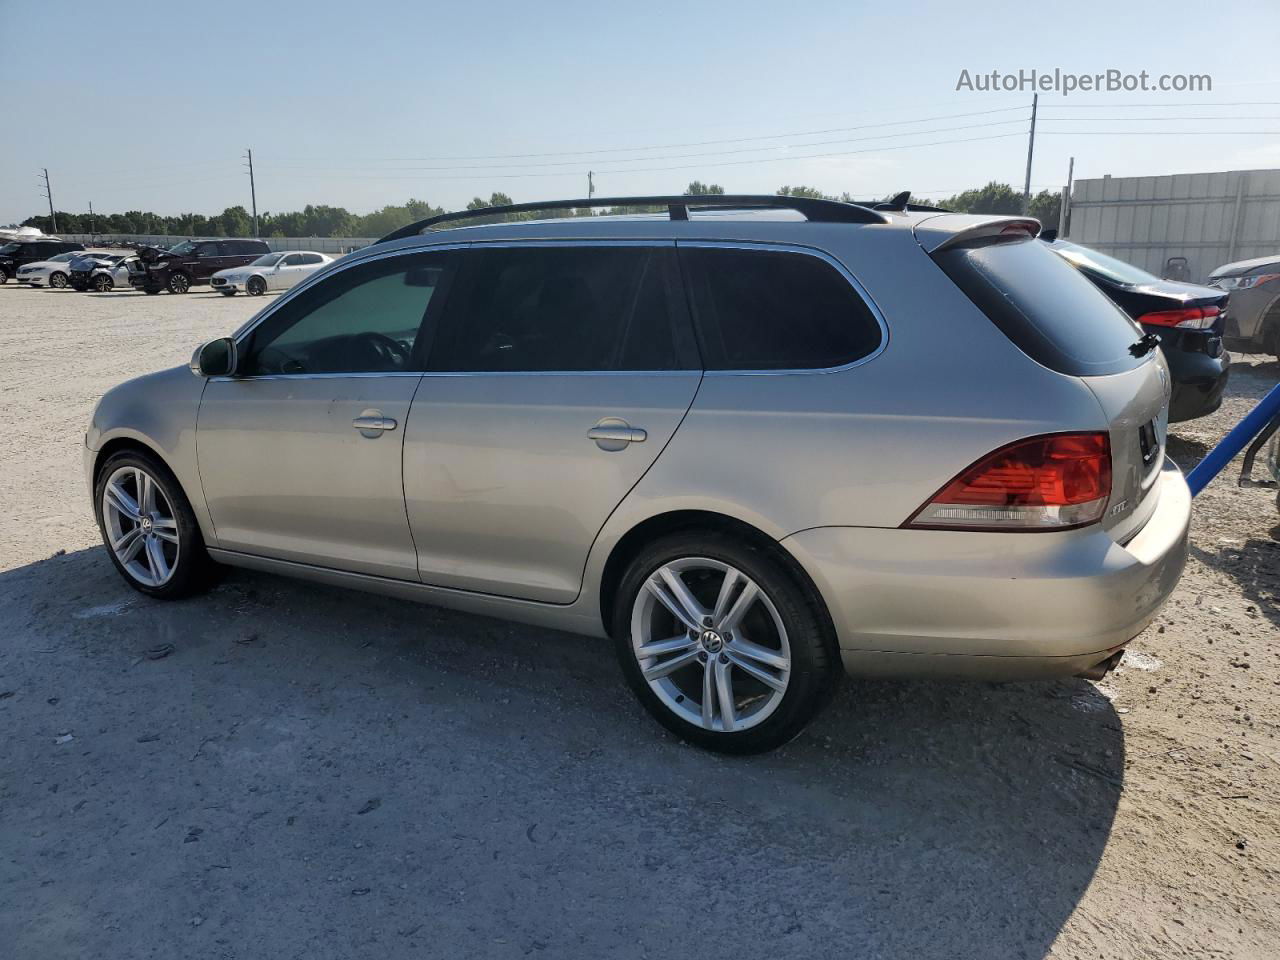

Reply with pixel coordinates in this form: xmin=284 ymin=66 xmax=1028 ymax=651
xmin=352 ymin=412 xmax=398 ymax=437
xmin=588 ymin=418 xmax=647 ymax=451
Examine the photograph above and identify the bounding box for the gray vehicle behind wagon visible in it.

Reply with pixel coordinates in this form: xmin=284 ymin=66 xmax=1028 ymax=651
xmin=85 ymin=195 xmax=1190 ymax=753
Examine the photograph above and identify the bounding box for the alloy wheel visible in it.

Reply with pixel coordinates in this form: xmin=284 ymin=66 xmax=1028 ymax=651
xmin=101 ymin=465 xmax=180 ymax=587
xmin=93 ymin=275 xmax=112 ymax=292
xmin=630 ymin=557 xmax=791 ymax=733
xmin=50 ymin=272 xmax=68 ymax=288
xmin=169 ymin=273 xmax=190 ymax=294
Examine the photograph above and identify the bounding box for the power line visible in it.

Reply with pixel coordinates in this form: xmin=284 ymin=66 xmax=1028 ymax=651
xmin=1040 ymin=100 xmax=1280 ymax=109
xmin=272 ymin=131 xmax=1029 ymax=182
xmin=265 ymin=105 xmax=1032 ymax=165
xmin=265 ymin=118 xmax=1031 ymax=174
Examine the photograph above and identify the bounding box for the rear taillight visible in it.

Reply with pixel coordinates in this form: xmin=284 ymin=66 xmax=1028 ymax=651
xmin=1138 ymin=304 xmax=1220 ymax=330
xmin=907 ymin=432 xmax=1111 ymax=531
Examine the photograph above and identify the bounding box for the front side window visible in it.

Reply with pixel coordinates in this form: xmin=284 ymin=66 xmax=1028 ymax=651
xmin=242 ymin=252 xmax=457 ymax=376
xmin=681 ymin=246 xmax=883 ymax=370
xmin=250 ymin=253 xmax=284 ymax=267
xmin=196 ymin=243 xmax=222 ymax=259
xmin=429 ymin=245 xmax=690 ymax=372
xmin=168 ymin=241 xmax=197 ymax=255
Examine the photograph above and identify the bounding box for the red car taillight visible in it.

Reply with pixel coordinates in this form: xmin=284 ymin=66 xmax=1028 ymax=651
xmin=1138 ymin=304 xmax=1220 ymax=330
xmin=906 ymin=432 xmax=1112 ymax=531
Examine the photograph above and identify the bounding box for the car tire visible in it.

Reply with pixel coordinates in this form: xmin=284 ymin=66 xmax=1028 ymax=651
xmin=247 ymin=275 xmax=266 ymax=296
xmin=0 ymin=267 xmax=8 ymax=284
xmin=50 ymin=271 xmax=68 ymax=288
xmin=167 ymin=272 xmax=191 ymax=294
xmin=93 ymin=449 xmax=216 ymax=600
xmin=220 ymin=290 xmax=237 ymax=297
xmin=612 ymin=531 xmax=840 ymax=754
xmin=143 ymin=287 xmax=161 ymax=295
xmin=92 ymin=274 xmax=113 ymax=292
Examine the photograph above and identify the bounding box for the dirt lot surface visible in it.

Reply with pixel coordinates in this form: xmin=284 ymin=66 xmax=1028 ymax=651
xmin=1 ymin=282 xmax=1277 ymax=959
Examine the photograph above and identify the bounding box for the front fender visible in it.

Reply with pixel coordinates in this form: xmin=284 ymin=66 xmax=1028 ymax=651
xmin=87 ymin=365 xmax=216 ymax=544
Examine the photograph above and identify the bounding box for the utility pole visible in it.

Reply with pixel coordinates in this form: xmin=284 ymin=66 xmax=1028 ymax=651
xmin=89 ymin=200 xmax=95 ymax=236
xmin=1058 ymin=156 xmax=1074 ymax=236
xmin=1022 ymin=94 xmax=1038 ymax=214
xmin=39 ymin=168 xmax=57 ymax=233
xmin=243 ymin=148 xmax=259 ymax=237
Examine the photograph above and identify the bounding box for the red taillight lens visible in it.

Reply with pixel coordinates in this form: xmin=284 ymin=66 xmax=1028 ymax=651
xmin=907 ymin=432 xmax=1112 ymax=531
xmin=1138 ymin=304 xmax=1220 ymax=330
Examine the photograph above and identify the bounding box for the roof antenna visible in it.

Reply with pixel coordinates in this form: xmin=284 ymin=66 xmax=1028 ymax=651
xmin=874 ymin=191 xmax=911 ymax=212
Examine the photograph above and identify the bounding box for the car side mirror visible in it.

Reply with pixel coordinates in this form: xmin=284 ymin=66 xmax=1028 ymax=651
xmin=189 ymin=337 xmax=238 ymax=377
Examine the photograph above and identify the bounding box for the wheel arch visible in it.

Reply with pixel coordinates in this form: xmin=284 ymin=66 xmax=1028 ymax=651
xmin=596 ymin=509 xmax=837 ymax=647
xmin=92 ymin=434 xmax=175 ymax=487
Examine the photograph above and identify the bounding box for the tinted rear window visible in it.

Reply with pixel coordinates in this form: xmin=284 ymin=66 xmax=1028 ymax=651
xmin=933 ymin=236 xmax=1145 ymax=376
xmin=681 ymin=247 xmax=882 ymax=370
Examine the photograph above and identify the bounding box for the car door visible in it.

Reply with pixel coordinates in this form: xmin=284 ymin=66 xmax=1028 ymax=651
xmin=190 ymin=242 xmax=223 ymax=281
xmin=273 ymin=252 xmax=306 ymax=290
xmin=196 ymin=248 xmax=460 ymax=579
xmin=404 ymin=242 xmax=702 ymax=603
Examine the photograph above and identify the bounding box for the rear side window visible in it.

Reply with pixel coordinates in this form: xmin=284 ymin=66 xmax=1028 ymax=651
xmin=430 ymin=245 xmax=694 ymax=372
xmin=680 ymin=246 xmax=883 ymax=370
xmin=933 ymin=236 xmax=1146 ymax=376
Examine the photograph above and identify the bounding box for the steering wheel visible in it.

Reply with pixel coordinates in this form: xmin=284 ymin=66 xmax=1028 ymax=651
xmin=359 ymin=332 xmax=412 ymax=369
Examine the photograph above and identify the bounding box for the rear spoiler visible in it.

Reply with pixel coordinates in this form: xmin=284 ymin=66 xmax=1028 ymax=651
xmin=913 ymin=215 xmax=1041 ymax=254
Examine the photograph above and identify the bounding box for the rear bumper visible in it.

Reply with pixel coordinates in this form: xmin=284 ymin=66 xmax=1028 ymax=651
xmin=1163 ymin=339 xmax=1231 ymax=422
xmin=782 ymin=460 xmax=1191 ymax=680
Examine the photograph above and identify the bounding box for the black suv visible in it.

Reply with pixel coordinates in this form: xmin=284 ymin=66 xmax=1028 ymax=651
xmin=128 ymin=238 xmax=271 ymax=294
xmin=0 ymin=239 xmax=85 ymax=283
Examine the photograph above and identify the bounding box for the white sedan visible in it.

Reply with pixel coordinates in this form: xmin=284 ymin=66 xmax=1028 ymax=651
xmin=15 ymin=251 xmax=86 ymax=288
xmin=210 ymin=251 xmax=332 ymax=297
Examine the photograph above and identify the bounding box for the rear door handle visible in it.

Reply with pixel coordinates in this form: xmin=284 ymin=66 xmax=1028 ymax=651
xmin=352 ymin=414 xmax=398 ymax=434
xmin=588 ymin=418 xmax=647 ymax=450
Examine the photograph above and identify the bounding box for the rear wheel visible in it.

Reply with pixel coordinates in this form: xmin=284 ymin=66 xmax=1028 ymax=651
xmin=144 ymin=287 xmax=161 ymax=295
xmin=247 ymin=275 xmax=266 ymax=296
xmin=613 ymin=532 xmax=840 ymax=754
xmin=92 ymin=274 xmax=113 ymax=292
xmin=49 ymin=271 xmax=68 ymax=288
xmin=94 ymin=449 xmax=215 ymax=599
xmin=167 ymin=272 xmax=191 ymax=294
xmin=220 ymin=290 xmax=237 ymax=297
xmin=0 ymin=267 xmax=8 ymax=284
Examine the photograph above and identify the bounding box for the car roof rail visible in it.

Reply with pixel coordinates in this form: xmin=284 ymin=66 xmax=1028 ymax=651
xmin=374 ymin=194 xmax=889 ymax=243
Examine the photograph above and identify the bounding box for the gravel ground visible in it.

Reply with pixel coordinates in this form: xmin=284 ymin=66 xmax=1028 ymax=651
xmin=0 ymin=282 xmax=1277 ymax=959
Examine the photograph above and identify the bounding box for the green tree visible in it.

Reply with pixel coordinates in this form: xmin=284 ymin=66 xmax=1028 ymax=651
xmin=938 ymin=181 xmax=1023 ymax=215
xmin=776 ymin=185 xmax=831 ymax=200
xmin=1027 ymin=190 xmax=1062 ymax=229
xmin=684 ymin=181 xmax=725 ymax=196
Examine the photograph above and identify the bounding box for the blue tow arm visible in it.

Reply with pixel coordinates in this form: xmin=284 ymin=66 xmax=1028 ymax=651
xmin=1185 ymin=380 xmax=1280 ymax=497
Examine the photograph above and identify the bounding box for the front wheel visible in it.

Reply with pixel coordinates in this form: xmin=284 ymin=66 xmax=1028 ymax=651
xmin=220 ymin=290 xmax=237 ymax=297
xmin=613 ymin=532 xmax=840 ymax=754
xmin=246 ymin=275 xmax=266 ymax=296
xmin=0 ymin=267 xmax=8 ymax=284
xmin=94 ymin=450 xmax=216 ymax=599
xmin=167 ymin=272 xmax=191 ymax=294
xmin=92 ymin=274 xmax=113 ymax=292
xmin=50 ymin=271 xmax=68 ymax=288
xmin=143 ymin=287 xmax=161 ymax=295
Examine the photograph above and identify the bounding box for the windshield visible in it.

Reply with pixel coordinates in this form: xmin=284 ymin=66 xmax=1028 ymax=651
xmin=51 ymin=252 xmax=80 ymax=263
xmin=167 ymin=241 xmax=198 ymax=255
xmin=1050 ymin=240 xmax=1160 ymax=287
xmin=250 ymin=253 xmax=285 ymax=267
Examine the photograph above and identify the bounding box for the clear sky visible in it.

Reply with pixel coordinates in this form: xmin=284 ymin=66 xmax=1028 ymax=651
xmin=2 ymin=0 xmax=1278 ymax=225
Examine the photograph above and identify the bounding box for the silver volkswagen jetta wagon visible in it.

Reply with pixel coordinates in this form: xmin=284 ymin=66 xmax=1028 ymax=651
xmin=86 ymin=194 xmax=1191 ymax=753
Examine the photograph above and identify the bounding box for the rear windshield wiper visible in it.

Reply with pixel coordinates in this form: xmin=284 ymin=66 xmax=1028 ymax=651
xmin=1129 ymin=332 xmax=1161 ymax=358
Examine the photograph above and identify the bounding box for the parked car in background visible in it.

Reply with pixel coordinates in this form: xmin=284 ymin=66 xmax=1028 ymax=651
xmin=210 ymin=251 xmax=333 ymax=296
xmin=14 ymin=250 xmax=86 ymax=288
xmin=1044 ymin=236 xmax=1231 ymax=422
xmin=0 ymin=239 xmax=84 ymax=283
xmin=1207 ymin=254 xmax=1280 ymax=358
xmin=127 ymin=238 xmax=271 ymax=294
xmin=84 ymin=194 xmax=1191 ymax=753
xmin=71 ymin=254 xmax=137 ymax=292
